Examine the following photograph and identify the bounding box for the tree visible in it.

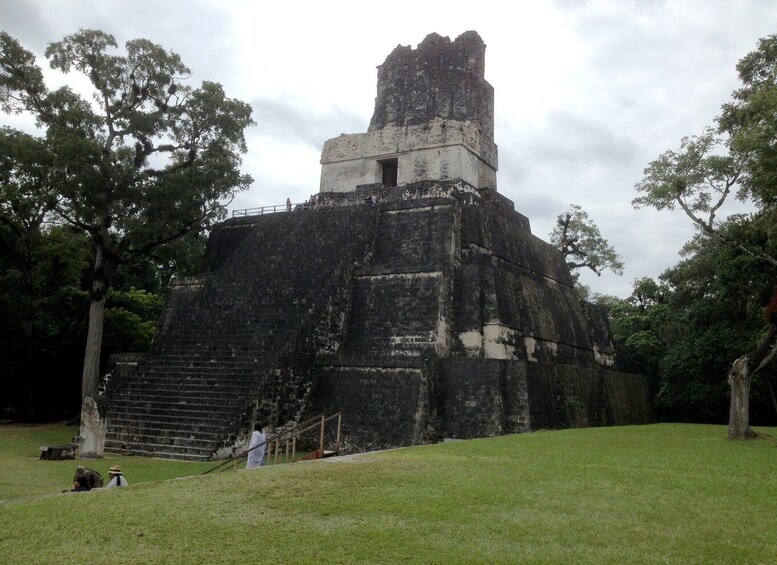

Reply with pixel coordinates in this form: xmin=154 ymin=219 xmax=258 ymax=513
xmin=0 ymin=222 xmax=92 ymax=420
xmin=657 ymin=231 xmax=774 ymax=423
xmin=0 ymin=128 xmax=55 ymax=301
xmin=594 ymin=279 xmax=671 ymax=399
xmin=632 ymin=128 xmax=774 ymax=267
xmin=550 ymin=204 xmax=624 ymax=297
xmin=0 ymin=30 xmax=254 ymax=454
xmin=633 ymin=35 xmax=777 ymax=439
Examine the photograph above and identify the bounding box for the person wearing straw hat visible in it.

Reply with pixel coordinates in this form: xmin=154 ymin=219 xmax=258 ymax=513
xmin=245 ymin=422 xmax=267 ymax=469
xmin=106 ymin=464 xmax=129 ymax=487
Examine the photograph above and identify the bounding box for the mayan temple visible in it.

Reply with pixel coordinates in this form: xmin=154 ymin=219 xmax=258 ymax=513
xmin=103 ymin=31 xmax=651 ymax=460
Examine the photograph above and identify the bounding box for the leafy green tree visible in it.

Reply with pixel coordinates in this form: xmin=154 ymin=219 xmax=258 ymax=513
xmin=720 ymin=36 xmax=777 ymax=205
xmin=0 ymin=129 xmax=54 ymax=301
xmin=634 ymin=36 xmax=777 ymax=439
xmin=628 ymin=277 xmax=667 ymax=313
xmin=660 ymin=226 xmax=776 ymax=423
xmin=595 ymin=279 xmax=671 ymax=388
xmin=0 ymin=223 xmax=91 ymax=419
xmin=0 ymin=30 xmax=254 ymax=454
xmin=633 ymin=128 xmax=773 ymax=267
xmin=550 ymin=204 xmax=624 ymax=294
xmin=1 ymin=221 xmax=170 ymax=419
xmin=103 ymin=287 xmax=164 ymax=353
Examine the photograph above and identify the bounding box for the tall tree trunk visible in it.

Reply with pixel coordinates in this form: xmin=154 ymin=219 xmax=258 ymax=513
xmin=728 ymin=323 xmax=777 ymax=439
xmin=78 ymin=238 xmax=110 ymax=457
xmin=728 ymin=357 xmax=754 ymax=438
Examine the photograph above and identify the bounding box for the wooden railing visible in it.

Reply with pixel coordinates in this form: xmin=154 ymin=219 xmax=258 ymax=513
xmin=232 ymin=204 xmax=291 ymax=217
xmin=202 ymin=412 xmax=342 ymax=474
xmin=232 ymin=199 xmax=345 ymax=218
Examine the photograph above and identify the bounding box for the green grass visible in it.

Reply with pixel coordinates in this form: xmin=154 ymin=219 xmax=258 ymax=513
xmin=0 ymin=424 xmax=215 ymax=501
xmin=1 ymin=423 xmax=776 ymax=564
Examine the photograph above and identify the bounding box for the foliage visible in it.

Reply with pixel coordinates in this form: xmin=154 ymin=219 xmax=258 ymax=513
xmin=0 ymin=28 xmax=255 ymax=269
xmin=657 ymin=326 xmax=743 ymax=422
xmin=0 ymin=128 xmax=54 ymax=255
xmin=633 ymin=128 xmax=744 ymax=216
xmin=0 ymin=29 xmax=254 ymax=418
xmin=0 ymin=225 xmax=90 ymax=419
xmin=0 ymin=225 xmax=165 ymax=418
xmin=595 ymin=280 xmax=669 ymax=379
xmin=550 ymin=203 xmax=624 ymax=278
xmin=720 ymin=35 xmax=777 ymax=205
xmin=632 ymin=35 xmax=777 ymax=436
xmin=600 ymin=220 xmax=777 ymax=424
xmin=103 ymin=288 xmax=164 ymax=353
xmin=2 ymin=424 xmax=777 ymax=563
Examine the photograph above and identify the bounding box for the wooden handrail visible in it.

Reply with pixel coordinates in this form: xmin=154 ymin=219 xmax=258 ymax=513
xmin=201 ymin=412 xmax=342 ymax=474
xmin=231 ymin=200 xmax=336 ymax=218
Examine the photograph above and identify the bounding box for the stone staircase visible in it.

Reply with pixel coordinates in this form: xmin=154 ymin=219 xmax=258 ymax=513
xmin=105 ymin=320 xmax=270 ymax=459
xmin=104 ymin=205 xmax=379 ymax=460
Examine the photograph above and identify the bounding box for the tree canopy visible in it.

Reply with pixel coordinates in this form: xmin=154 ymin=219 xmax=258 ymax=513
xmin=0 ymin=29 xmax=254 ymax=452
xmin=632 ymin=34 xmax=777 ymax=438
xmin=550 ymin=204 xmax=624 ymax=278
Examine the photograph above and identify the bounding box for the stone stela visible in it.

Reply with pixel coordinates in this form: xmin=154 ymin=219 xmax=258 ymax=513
xmin=102 ymin=31 xmax=652 ymax=460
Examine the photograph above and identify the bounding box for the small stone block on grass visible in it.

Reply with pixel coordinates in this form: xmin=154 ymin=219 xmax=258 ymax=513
xmin=39 ymin=444 xmax=76 ymax=460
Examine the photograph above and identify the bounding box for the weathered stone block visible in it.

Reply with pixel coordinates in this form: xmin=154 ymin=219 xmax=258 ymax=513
xmin=369 ymin=31 xmax=494 ymax=140
xmin=40 ymin=444 xmax=76 ymax=460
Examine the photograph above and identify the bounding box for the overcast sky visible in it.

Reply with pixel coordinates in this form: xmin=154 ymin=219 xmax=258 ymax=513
xmin=2 ymin=0 xmax=775 ymax=297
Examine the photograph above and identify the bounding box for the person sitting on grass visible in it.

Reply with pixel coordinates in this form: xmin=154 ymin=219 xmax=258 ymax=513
xmin=106 ymin=464 xmax=129 ymax=487
xmin=74 ymin=465 xmax=103 ymax=489
xmin=70 ymin=475 xmax=90 ymax=492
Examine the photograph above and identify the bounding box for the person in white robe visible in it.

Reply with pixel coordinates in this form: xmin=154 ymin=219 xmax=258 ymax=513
xmin=246 ymin=422 xmax=267 ymax=469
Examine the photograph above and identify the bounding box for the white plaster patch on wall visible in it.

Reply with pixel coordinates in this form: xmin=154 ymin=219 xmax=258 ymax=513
xmin=353 ymin=271 xmax=443 ymax=281
xmin=524 ymin=336 xmax=538 ymax=362
xmin=524 ymin=335 xmax=569 ymax=362
xmin=464 ymin=242 xmax=492 ymax=256
xmin=169 ymin=275 xmax=205 ymax=290
xmin=482 ymin=323 xmax=518 ymax=359
xmin=436 ymin=315 xmax=449 ymax=356
xmin=458 ymin=330 xmax=484 ymax=356
xmin=389 ymin=349 xmax=423 ymax=357
xmin=318 ymin=158 xmax=380 ymax=193
xmin=389 ymin=333 xmax=436 ymax=349
xmin=395 ymin=179 xmax=475 ymax=201
xmin=593 ymin=345 xmax=616 ymax=367
xmin=321 ymin=119 xmax=497 ymax=166
xmin=384 ymin=204 xmax=453 ymax=215
xmin=413 ymin=153 xmax=429 ymax=179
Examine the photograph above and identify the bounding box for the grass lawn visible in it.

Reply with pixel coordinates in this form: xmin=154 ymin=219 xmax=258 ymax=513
xmin=1 ymin=423 xmax=776 ymax=564
xmin=0 ymin=423 xmax=216 ymax=501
